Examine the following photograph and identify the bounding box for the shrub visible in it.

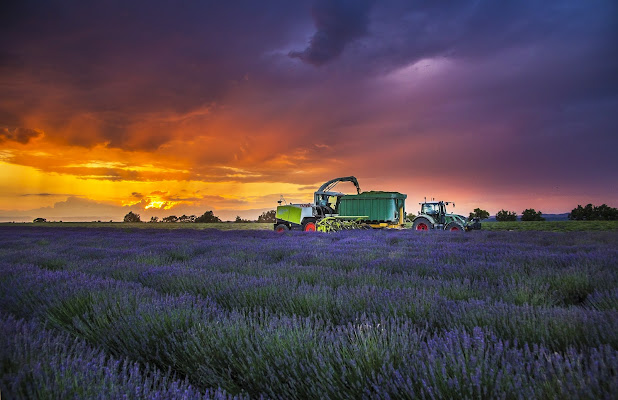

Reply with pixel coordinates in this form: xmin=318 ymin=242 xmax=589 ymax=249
xmin=469 ymin=208 xmax=490 ymax=220
xmin=257 ymin=210 xmax=276 ymax=223
xmin=195 ymin=211 xmax=222 ymax=223
xmin=495 ymin=210 xmax=517 ymax=221
xmin=123 ymin=211 xmax=141 ymax=223
xmin=521 ymin=209 xmax=545 ymax=221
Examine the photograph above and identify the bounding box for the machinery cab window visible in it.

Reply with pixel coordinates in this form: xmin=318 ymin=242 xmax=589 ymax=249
xmin=421 ymin=203 xmax=439 ymax=215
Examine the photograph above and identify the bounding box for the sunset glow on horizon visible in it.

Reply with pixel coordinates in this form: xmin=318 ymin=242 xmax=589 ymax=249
xmin=1 ymin=1 xmax=616 ymax=221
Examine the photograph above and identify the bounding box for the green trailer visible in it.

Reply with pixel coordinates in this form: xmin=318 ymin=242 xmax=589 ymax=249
xmin=339 ymin=191 xmax=407 ymax=228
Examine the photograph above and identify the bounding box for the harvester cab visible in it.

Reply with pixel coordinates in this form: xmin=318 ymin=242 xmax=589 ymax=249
xmin=412 ymin=200 xmax=481 ymax=232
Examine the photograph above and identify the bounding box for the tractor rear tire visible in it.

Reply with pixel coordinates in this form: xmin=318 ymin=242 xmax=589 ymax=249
xmin=275 ymin=224 xmax=289 ymax=232
xmin=445 ymin=222 xmax=464 ymax=232
xmin=413 ymin=218 xmax=432 ymax=231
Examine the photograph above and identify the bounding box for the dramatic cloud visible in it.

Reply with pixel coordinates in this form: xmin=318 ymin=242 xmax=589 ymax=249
xmin=289 ymin=0 xmax=374 ymax=65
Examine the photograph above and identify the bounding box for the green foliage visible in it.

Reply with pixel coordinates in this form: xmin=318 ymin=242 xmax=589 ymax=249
xmin=194 ymin=210 xmax=222 ymax=223
xmin=123 ymin=211 xmax=141 ymax=223
xmin=257 ymin=210 xmax=276 ymax=223
xmin=569 ymin=203 xmax=618 ymax=221
xmin=148 ymin=216 xmax=159 ymax=223
xmin=468 ymin=208 xmax=490 ymax=220
xmin=495 ymin=209 xmax=517 ymax=221
xmin=521 ymin=209 xmax=545 ymax=221
xmin=33 ymin=217 xmax=47 ymax=223
xmin=235 ymin=216 xmax=251 ymax=223
xmin=178 ymin=214 xmax=196 ymax=223
xmin=162 ymin=215 xmax=178 ymax=223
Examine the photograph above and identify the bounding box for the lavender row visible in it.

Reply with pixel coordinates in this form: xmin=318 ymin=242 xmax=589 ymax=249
xmin=1 ymin=264 xmax=617 ymax=398
xmin=2 ymin=228 xmax=618 ymax=350
xmin=0 ymin=314 xmax=238 ymax=400
xmin=73 ymin=256 xmax=610 ymax=310
xmin=2 ymin=227 xmax=616 ymax=310
xmin=59 ymin=261 xmax=616 ymax=351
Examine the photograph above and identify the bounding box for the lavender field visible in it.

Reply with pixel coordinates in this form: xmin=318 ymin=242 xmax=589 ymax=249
xmin=1 ymin=226 xmax=617 ymax=399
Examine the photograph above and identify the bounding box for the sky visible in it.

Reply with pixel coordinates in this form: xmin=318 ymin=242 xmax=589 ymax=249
xmin=1 ymin=0 xmax=617 ymax=221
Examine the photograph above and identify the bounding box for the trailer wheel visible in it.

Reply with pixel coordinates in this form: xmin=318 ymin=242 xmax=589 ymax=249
xmin=302 ymin=221 xmax=317 ymax=232
xmin=445 ymin=222 xmax=464 ymax=232
xmin=275 ymin=224 xmax=289 ymax=233
xmin=413 ymin=218 xmax=431 ymax=231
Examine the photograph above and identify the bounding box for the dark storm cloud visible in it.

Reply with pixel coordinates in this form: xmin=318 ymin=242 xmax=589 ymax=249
xmin=289 ymin=0 xmax=374 ymax=65
xmin=0 ymin=127 xmax=42 ymax=144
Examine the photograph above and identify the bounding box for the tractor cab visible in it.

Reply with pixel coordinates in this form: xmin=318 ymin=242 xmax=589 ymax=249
xmin=420 ymin=202 xmax=446 ymax=216
xmin=419 ymin=201 xmax=452 ymax=225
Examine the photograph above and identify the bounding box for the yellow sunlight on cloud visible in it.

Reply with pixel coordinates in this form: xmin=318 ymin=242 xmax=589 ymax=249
xmin=0 ymin=159 xmax=314 ymax=214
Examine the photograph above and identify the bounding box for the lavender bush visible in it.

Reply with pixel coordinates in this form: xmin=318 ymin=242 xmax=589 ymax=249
xmin=0 ymin=314 xmax=238 ymax=399
xmin=1 ymin=226 xmax=617 ymax=398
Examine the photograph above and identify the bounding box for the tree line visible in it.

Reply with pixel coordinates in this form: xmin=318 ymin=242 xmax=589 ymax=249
xmin=568 ymin=203 xmax=618 ymax=221
xmin=494 ymin=209 xmax=545 ymax=221
xmin=469 ymin=208 xmax=544 ymax=222
xmin=123 ymin=210 xmax=276 ymax=223
xmin=487 ymin=203 xmax=618 ymax=222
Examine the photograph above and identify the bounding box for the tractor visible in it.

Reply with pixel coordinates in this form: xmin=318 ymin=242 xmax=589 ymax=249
xmin=274 ymin=176 xmax=365 ymax=232
xmin=411 ymin=200 xmax=481 ymax=231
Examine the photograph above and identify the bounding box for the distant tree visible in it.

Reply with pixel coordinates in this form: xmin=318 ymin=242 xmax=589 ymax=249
xmin=495 ymin=209 xmax=517 ymax=222
xmin=123 ymin=211 xmax=141 ymax=223
xmin=194 ymin=211 xmax=222 ymax=223
xmin=468 ymin=208 xmax=490 ymax=220
xmin=596 ymin=204 xmax=618 ymax=220
xmin=33 ymin=217 xmax=47 ymax=223
xmin=177 ymin=214 xmax=196 ymax=223
xmin=148 ymin=216 xmax=159 ymax=223
xmin=234 ymin=216 xmax=252 ymax=223
xmin=257 ymin=210 xmax=276 ymax=223
xmin=162 ymin=215 xmax=178 ymax=223
xmin=521 ymin=208 xmax=545 ymax=221
xmin=569 ymin=204 xmax=593 ymax=221
xmin=569 ymin=203 xmax=618 ymax=221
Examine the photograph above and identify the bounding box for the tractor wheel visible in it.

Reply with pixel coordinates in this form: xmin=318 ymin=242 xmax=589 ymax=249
xmin=302 ymin=220 xmax=317 ymax=232
xmin=274 ymin=224 xmax=289 ymax=233
xmin=413 ymin=218 xmax=432 ymax=231
xmin=445 ymin=222 xmax=464 ymax=232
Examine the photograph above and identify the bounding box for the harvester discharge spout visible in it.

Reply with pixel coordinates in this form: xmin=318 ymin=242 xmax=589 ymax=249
xmin=313 ymin=176 xmax=361 ymax=205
